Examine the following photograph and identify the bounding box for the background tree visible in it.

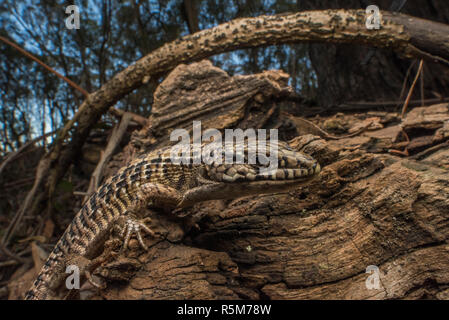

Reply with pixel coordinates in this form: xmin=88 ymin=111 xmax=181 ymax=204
xmin=298 ymin=0 xmax=449 ymax=108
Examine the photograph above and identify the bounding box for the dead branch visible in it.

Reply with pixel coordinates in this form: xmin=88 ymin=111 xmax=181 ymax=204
xmin=401 ymin=59 xmax=424 ymax=118
xmin=108 ymin=107 xmax=149 ymax=127
xmin=284 ymin=113 xmax=373 ymax=140
xmin=0 ymin=36 xmax=89 ymax=97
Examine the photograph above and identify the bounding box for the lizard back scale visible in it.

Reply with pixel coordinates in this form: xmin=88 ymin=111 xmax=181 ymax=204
xmin=25 ymin=141 xmax=320 ymax=300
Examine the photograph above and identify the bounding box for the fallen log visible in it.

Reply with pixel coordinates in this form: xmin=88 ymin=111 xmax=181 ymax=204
xmin=77 ymin=61 xmax=449 ymax=300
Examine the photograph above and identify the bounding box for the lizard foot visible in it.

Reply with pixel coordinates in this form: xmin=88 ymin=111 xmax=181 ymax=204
xmin=63 ymin=254 xmax=108 ymax=299
xmin=118 ymin=217 xmax=155 ymax=251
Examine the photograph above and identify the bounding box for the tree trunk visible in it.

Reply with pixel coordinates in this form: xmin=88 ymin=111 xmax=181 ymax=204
xmin=298 ymin=0 xmax=449 ymax=108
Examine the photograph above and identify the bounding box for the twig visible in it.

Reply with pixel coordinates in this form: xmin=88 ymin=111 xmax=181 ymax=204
xmin=0 ymin=243 xmax=27 ymax=264
xmin=410 ymin=140 xmax=449 ymax=160
xmin=108 ymin=107 xmax=149 ymax=127
xmin=0 ymin=37 xmax=91 ymax=247
xmin=0 ymin=260 xmax=19 ymax=268
xmin=284 ymin=112 xmax=373 ymax=140
xmin=73 ymin=191 xmax=88 ymax=196
xmin=401 ymin=59 xmax=424 ymax=118
xmin=397 ymin=60 xmax=417 ymax=107
xmin=0 ymin=36 xmax=89 ymax=97
xmin=420 ymin=61 xmax=425 ymax=107
xmin=1 ymin=177 xmax=35 ymax=189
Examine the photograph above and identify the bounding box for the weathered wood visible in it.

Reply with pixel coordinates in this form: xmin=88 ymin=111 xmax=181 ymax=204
xmin=87 ymin=62 xmax=449 ymax=300
xmin=129 ymin=60 xmax=292 ymax=155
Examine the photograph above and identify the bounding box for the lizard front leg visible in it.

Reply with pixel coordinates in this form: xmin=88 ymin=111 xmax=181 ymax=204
xmin=115 ymin=182 xmax=182 ymax=251
xmin=59 ymin=183 xmax=182 ymax=299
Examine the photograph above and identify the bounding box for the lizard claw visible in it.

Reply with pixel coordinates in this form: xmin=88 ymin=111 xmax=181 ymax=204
xmin=119 ymin=217 xmax=155 ymax=251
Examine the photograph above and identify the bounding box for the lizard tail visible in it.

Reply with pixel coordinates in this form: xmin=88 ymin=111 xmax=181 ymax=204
xmin=24 ymin=246 xmax=65 ymax=300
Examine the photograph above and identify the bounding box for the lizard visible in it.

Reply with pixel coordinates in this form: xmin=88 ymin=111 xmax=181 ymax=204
xmin=25 ymin=140 xmax=320 ymax=300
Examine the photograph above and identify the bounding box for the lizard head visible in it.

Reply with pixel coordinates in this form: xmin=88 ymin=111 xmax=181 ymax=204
xmin=178 ymin=141 xmax=320 ymax=207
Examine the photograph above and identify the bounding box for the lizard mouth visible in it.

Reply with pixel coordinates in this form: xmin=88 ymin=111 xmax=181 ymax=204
xmin=203 ymin=161 xmax=321 ymax=183
xmin=186 ymin=163 xmax=320 ymax=206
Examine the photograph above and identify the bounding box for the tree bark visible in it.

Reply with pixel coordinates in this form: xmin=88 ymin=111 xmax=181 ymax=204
xmin=80 ymin=61 xmax=449 ymax=300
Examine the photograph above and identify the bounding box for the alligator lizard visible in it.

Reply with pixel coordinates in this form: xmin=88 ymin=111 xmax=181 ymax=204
xmin=25 ymin=141 xmax=320 ymax=300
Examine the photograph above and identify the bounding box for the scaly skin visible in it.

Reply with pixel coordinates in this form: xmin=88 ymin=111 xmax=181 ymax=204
xmin=25 ymin=141 xmax=320 ymax=300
